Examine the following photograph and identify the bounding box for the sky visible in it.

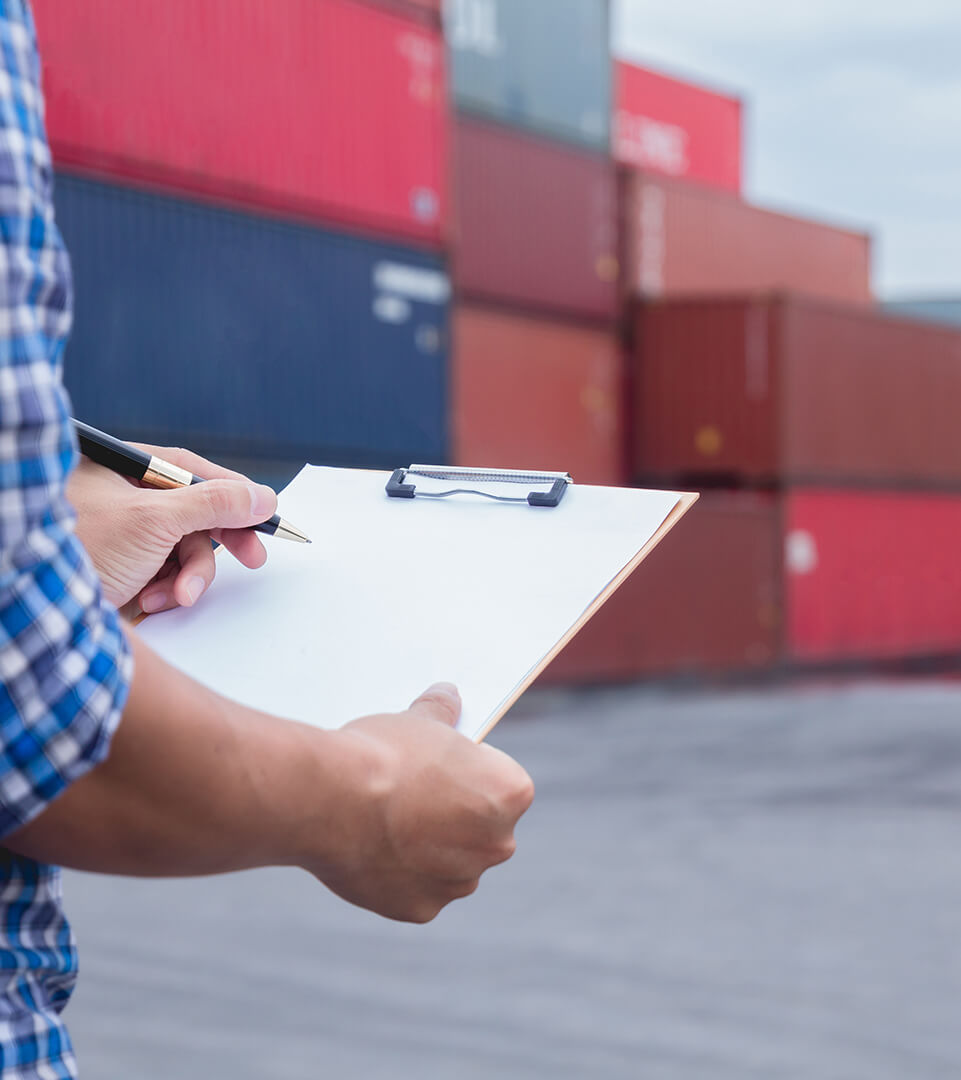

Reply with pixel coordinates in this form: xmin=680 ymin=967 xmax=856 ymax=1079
xmin=613 ymin=0 xmax=961 ymax=299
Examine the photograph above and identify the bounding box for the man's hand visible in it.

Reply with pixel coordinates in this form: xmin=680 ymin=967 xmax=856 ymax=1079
xmin=306 ymin=683 xmax=535 ymax=923
xmin=67 ymin=445 xmax=277 ymax=616
xmin=6 ymin=638 xmax=535 ymax=924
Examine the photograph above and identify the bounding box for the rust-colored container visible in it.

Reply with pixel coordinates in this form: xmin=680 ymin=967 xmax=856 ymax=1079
xmin=621 ymin=172 xmax=872 ymax=304
xmin=540 ymin=491 xmax=781 ymax=683
xmin=453 ymin=119 xmax=618 ymax=320
xmin=633 ymin=295 xmax=961 ymax=487
xmin=786 ymin=489 xmax=961 ymax=662
xmin=452 ymin=305 xmax=627 ymax=486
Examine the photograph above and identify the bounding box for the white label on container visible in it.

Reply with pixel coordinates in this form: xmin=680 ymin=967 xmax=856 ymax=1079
xmin=397 ymin=32 xmax=439 ymax=103
xmin=785 ymin=530 xmax=819 ymax=575
xmin=616 ymin=111 xmax=690 ymax=175
xmin=446 ymin=0 xmax=503 ymax=58
xmin=415 ymin=324 xmax=442 ymax=355
xmin=372 ymin=295 xmax=412 ymax=325
xmin=373 ymin=262 xmax=451 ymax=305
xmin=410 ymin=187 xmax=440 ymax=223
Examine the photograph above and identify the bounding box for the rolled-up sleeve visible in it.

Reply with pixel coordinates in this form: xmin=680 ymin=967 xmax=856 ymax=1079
xmin=0 ymin=1 xmax=131 ymax=837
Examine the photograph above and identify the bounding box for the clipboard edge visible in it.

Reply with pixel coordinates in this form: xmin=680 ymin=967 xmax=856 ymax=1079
xmin=472 ymin=490 xmax=700 ymax=744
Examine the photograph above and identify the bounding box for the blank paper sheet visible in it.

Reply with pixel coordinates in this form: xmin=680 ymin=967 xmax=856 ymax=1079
xmin=137 ymin=467 xmax=686 ymax=741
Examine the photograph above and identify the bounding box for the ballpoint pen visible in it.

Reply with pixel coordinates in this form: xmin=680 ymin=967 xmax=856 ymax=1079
xmin=72 ymin=419 xmax=311 ymax=544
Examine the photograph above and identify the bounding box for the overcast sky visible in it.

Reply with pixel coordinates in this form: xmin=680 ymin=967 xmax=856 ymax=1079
xmin=613 ymin=0 xmax=961 ymax=298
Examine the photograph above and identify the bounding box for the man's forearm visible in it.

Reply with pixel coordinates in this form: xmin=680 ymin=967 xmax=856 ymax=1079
xmin=4 ymin=625 xmax=533 ymax=925
xmin=4 ymin=630 xmax=375 ymax=877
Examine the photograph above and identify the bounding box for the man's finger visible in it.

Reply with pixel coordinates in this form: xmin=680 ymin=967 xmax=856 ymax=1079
xmin=138 ymin=561 xmax=182 ymax=615
xmin=211 ymin=527 xmax=268 ymax=570
xmin=158 ymin=479 xmax=277 ymax=537
xmin=131 ymin=443 xmax=251 ymax=484
xmin=407 ymin=682 xmax=462 ymax=727
xmin=171 ymin=532 xmax=218 ymax=607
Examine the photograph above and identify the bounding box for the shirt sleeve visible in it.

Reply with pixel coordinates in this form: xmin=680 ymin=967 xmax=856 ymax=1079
xmin=0 ymin=1 xmax=132 ymax=838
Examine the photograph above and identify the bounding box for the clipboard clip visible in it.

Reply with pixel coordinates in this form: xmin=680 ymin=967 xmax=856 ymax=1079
xmin=386 ymin=465 xmax=572 ymax=507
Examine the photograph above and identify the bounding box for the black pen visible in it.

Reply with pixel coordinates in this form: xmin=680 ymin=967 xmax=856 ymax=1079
xmin=72 ymin=419 xmax=311 ymax=544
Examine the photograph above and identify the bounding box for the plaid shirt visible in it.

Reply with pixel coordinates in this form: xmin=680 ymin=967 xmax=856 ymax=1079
xmin=0 ymin=2 xmax=133 ymax=1076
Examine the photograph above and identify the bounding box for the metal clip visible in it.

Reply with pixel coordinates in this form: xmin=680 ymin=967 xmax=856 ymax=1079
xmin=386 ymin=465 xmax=572 ymax=507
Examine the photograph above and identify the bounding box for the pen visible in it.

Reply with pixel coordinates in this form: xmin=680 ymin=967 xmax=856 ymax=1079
xmin=72 ymin=419 xmax=311 ymax=544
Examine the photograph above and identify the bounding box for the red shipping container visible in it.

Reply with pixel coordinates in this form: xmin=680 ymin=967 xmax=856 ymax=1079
xmin=453 ymin=305 xmax=627 ymax=486
xmin=614 ymin=61 xmax=742 ymax=194
xmin=787 ymin=490 xmax=961 ymax=662
xmin=545 ymin=485 xmax=961 ymax=685
xmin=621 ymin=173 xmax=872 ymax=304
xmin=633 ymin=295 xmax=961 ymax=487
xmin=453 ymin=119 xmax=618 ymax=320
xmin=34 ymin=0 xmax=447 ymax=244
xmin=540 ymin=491 xmax=781 ymax=683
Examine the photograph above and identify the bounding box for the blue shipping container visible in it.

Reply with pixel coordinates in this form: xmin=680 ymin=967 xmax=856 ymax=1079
xmin=883 ymin=298 xmax=961 ymax=329
xmin=447 ymin=0 xmax=611 ymax=150
xmin=54 ymin=175 xmax=450 ymax=464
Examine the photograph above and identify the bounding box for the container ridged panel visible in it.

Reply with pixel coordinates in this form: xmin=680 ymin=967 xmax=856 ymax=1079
xmin=786 ymin=490 xmax=961 ymax=661
xmin=56 ymin=176 xmax=450 ymax=464
xmin=541 ymin=492 xmax=781 ymax=682
xmin=448 ymin=0 xmax=611 ymax=150
xmin=453 ymin=305 xmax=626 ymax=486
xmin=621 ymin=173 xmax=872 ymax=304
xmin=633 ymin=296 xmax=961 ymax=488
xmin=453 ymin=119 xmax=617 ymax=319
xmin=35 ymin=0 xmax=447 ymax=245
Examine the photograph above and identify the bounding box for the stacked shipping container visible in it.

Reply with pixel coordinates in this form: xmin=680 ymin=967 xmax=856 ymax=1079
xmin=35 ymin=0 xmax=450 ymax=461
xmin=546 ymin=486 xmax=961 ymax=682
xmin=59 ymin=176 xmax=450 ymax=464
xmin=620 ymin=175 xmax=872 ymax=304
xmin=36 ymin=0 xmax=961 ymax=681
xmin=633 ymin=296 xmax=961 ymax=488
xmin=447 ymin=0 xmax=624 ymax=484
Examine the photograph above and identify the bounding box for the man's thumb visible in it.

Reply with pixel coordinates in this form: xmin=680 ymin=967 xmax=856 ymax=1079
xmin=166 ymin=480 xmax=277 ymax=535
xmin=409 ymin=682 xmax=462 ymax=727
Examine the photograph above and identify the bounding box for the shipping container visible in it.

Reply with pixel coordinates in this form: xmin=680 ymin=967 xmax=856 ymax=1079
xmin=613 ymin=61 xmax=742 ymax=194
xmin=453 ymin=305 xmax=627 ymax=486
xmin=543 ymin=485 xmax=961 ymax=685
xmin=453 ymin=119 xmax=618 ymax=320
xmin=787 ymin=490 xmax=961 ymax=662
xmin=447 ymin=0 xmax=611 ymax=150
xmin=633 ymin=295 xmax=961 ymax=488
xmin=56 ymin=175 xmax=450 ymax=463
xmin=540 ymin=491 xmax=781 ymax=682
xmin=883 ymin=298 xmax=961 ymax=328
xmin=621 ymin=173 xmax=872 ymax=304
xmin=34 ymin=0 xmax=447 ymax=245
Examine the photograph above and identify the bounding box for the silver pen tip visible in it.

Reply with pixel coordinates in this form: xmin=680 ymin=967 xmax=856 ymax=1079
xmin=274 ymin=518 xmax=311 ymax=544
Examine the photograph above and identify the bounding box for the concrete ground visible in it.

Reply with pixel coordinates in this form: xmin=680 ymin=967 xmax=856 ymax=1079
xmin=62 ymin=679 xmax=961 ymax=1079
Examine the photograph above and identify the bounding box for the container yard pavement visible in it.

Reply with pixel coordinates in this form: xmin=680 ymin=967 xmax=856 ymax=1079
xmin=64 ymin=679 xmax=961 ymax=1079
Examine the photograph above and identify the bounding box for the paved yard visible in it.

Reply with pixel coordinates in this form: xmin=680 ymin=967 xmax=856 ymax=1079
xmin=62 ymin=679 xmax=961 ymax=1078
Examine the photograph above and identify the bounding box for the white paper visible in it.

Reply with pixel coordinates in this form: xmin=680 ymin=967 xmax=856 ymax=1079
xmin=137 ymin=467 xmax=682 ymax=741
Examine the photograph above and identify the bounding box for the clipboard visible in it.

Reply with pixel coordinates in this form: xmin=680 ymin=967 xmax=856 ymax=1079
xmin=136 ymin=465 xmax=698 ymax=742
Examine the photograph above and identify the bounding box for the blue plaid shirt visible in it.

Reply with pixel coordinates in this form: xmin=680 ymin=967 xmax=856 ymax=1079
xmin=0 ymin=2 xmax=133 ymax=1076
